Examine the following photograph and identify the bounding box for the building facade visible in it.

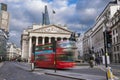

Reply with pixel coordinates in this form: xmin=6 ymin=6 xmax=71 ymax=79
xmin=0 ymin=3 xmax=9 ymax=32
xmin=76 ymin=34 xmax=84 ymax=58
xmin=0 ymin=29 xmax=8 ymax=61
xmin=21 ymin=24 xmax=76 ymax=62
xmin=111 ymin=9 xmax=120 ymax=63
xmin=83 ymin=28 xmax=93 ymax=61
xmin=83 ymin=0 xmax=120 ymax=63
xmin=0 ymin=3 xmax=9 ymax=61
xmin=7 ymin=42 xmax=21 ymax=60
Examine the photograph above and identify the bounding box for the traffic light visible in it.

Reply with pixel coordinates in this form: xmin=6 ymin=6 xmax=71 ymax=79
xmin=106 ymin=30 xmax=112 ymax=48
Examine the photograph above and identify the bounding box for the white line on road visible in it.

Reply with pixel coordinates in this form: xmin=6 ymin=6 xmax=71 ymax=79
xmin=32 ymin=72 xmax=44 ymax=75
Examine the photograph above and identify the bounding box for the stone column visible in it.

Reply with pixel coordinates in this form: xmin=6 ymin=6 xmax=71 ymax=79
xmin=28 ymin=37 xmax=32 ymax=62
xmin=36 ymin=37 xmax=38 ymax=45
xmin=55 ymin=37 xmax=57 ymax=41
xmin=49 ymin=37 xmax=51 ymax=43
xmin=61 ymin=38 xmax=64 ymax=41
xmin=42 ymin=37 xmax=45 ymax=44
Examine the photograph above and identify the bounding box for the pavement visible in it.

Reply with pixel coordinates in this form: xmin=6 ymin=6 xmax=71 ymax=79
xmin=0 ymin=62 xmax=4 ymax=67
xmin=1 ymin=62 xmax=120 ymax=80
xmin=45 ymin=70 xmax=106 ymax=80
xmin=44 ymin=65 xmax=120 ymax=80
xmin=12 ymin=62 xmax=107 ymax=80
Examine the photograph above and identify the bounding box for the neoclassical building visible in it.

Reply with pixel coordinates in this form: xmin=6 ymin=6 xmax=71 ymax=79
xmin=21 ymin=24 xmax=73 ymax=61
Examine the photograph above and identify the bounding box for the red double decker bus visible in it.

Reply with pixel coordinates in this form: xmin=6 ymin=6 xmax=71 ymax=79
xmin=32 ymin=40 xmax=76 ymax=69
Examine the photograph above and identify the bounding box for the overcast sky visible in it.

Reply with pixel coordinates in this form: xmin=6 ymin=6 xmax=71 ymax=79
xmin=1 ymin=0 xmax=111 ymax=47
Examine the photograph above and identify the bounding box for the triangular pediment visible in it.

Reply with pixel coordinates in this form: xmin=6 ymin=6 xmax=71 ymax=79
xmin=31 ymin=24 xmax=72 ymax=34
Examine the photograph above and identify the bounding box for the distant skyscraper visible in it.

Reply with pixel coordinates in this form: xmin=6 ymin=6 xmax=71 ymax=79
xmin=42 ymin=5 xmax=50 ymax=25
xmin=0 ymin=3 xmax=7 ymax=11
xmin=0 ymin=3 xmax=9 ymax=60
xmin=0 ymin=3 xmax=9 ymax=32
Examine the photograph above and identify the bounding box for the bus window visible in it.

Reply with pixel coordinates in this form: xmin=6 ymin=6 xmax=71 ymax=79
xmin=57 ymin=53 xmax=74 ymax=61
xmin=35 ymin=55 xmax=51 ymax=61
xmin=36 ymin=55 xmax=45 ymax=61
xmin=57 ymin=41 xmax=76 ymax=48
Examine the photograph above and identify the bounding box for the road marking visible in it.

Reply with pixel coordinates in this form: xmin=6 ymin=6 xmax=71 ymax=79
xmin=32 ymin=71 xmax=44 ymax=75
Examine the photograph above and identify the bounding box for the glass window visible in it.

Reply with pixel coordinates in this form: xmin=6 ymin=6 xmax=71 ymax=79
xmin=114 ymin=37 xmax=115 ymax=43
xmin=113 ymin=30 xmax=114 ymax=35
xmin=57 ymin=53 xmax=74 ymax=61
xmin=58 ymin=41 xmax=76 ymax=48
xmin=114 ymin=47 xmax=116 ymax=52
xmin=117 ymin=46 xmax=119 ymax=51
xmin=35 ymin=44 xmax=53 ymax=51
xmin=116 ymin=36 xmax=118 ymax=43
xmin=116 ymin=28 xmax=117 ymax=33
xmin=35 ymin=55 xmax=49 ymax=61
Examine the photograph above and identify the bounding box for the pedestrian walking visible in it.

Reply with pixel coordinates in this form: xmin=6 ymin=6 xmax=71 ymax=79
xmin=95 ymin=57 xmax=99 ymax=65
xmin=89 ymin=56 xmax=94 ymax=68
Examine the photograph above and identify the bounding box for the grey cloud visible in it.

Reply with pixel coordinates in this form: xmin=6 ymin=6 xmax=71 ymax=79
xmin=74 ymin=0 xmax=111 ymax=27
xmin=2 ymin=0 xmax=112 ymax=47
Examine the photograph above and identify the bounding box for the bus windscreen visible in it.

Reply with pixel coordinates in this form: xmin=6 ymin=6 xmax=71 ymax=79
xmin=58 ymin=41 xmax=76 ymax=48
